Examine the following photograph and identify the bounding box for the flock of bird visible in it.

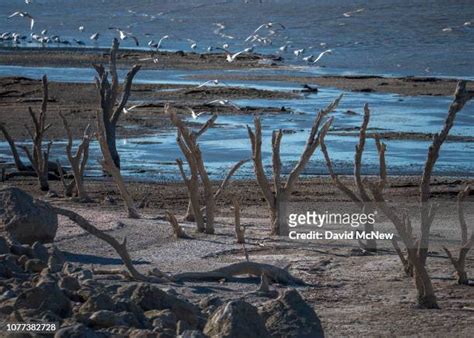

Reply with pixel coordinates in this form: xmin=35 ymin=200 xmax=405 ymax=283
xmin=1 ymin=1 xmax=349 ymax=68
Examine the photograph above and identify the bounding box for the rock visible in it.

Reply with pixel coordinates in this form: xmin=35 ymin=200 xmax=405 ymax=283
xmin=204 ymin=300 xmax=270 ymax=338
xmin=17 ymin=254 xmax=29 ymax=268
xmin=0 ymin=236 xmax=9 ymax=254
xmin=130 ymin=284 xmax=204 ymax=329
xmin=14 ymin=280 xmax=71 ymax=318
xmin=10 ymin=244 xmax=33 ymax=257
xmin=79 ymin=293 xmax=115 ymax=314
xmin=1 ymin=254 xmax=23 ymax=274
xmin=25 ymin=258 xmax=47 ymax=273
xmin=49 ymin=245 xmax=66 ymax=267
xmin=258 ymin=289 xmax=324 ymax=338
xmin=128 ymin=329 xmax=159 ymax=338
xmin=177 ymin=320 xmax=191 ymax=335
xmin=179 ymin=330 xmax=207 ymax=338
xmin=59 ymin=276 xmax=81 ymax=291
xmin=32 ymin=241 xmax=49 ymax=262
xmin=146 ymin=309 xmax=177 ymax=330
xmin=199 ymin=295 xmax=223 ymax=315
xmin=0 ymin=187 xmax=58 ymax=244
xmin=88 ymin=310 xmax=119 ymax=328
xmin=55 ymin=323 xmax=102 ymax=338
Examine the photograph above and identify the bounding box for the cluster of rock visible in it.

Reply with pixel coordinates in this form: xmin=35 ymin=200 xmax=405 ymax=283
xmin=0 ymin=236 xmax=324 ymax=337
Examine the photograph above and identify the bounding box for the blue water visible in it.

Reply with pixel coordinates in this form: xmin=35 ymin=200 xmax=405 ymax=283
xmin=0 ymin=0 xmax=473 ymax=78
xmin=0 ymin=1 xmax=473 ymax=179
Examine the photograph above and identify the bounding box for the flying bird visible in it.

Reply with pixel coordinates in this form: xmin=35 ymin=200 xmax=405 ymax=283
xmin=343 ymin=8 xmax=364 ymax=17
xmin=187 ymin=108 xmax=207 ymax=120
xmin=196 ymin=79 xmax=230 ymax=88
xmin=78 ymin=26 xmax=85 ymax=32
xmin=187 ymin=39 xmax=197 ymax=49
xmin=312 ymin=49 xmax=332 ymax=63
xmin=8 ymin=12 xmax=35 ymax=30
xmin=123 ymin=104 xmax=144 ymax=114
xmin=245 ymin=22 xmax=285 ymax=42
xmin=206 ymin=99 xmax=240 ymax=110
xmin=90 ymin=33 xmax=100 ymax=41
xmin=157 ymin=35 xmax=169 ymax=50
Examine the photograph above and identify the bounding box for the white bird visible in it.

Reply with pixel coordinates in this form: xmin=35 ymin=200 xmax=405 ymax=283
xmin=442 ymin=27 xmax=453 ymax=32
xmin=90 ymin=33 xmax=100 ymax=41
xmin=197 ymin=79 xmax=229 ymax=88
xmin=8 ymin=12 xmax=35 ymax=30
xmin=123 ymin=104 xmax=144 ymax=114
xmin=148 ymin=40 xmax=158 ymax=49
xmin=206 ymin=99 xmax=240 ymax=110
xmin=293 ymin=48 xmax=305 ymax=57
xmin=157 ymin=35 xmax=169 ymax=49
xmin=25 ymin=0 xmax=33 ymax=4
xmin=138 ymin=57 xmax=159 ymax=63
xmin=245 ymin=22 xmax=285 ymax=42
xmin=187 ymin=108 xmax=207 ymax=120
xmin=312 ymin=49 xmax=332 ymax=63
xmin=187 ymin=39 xmax=197 ymax=49
xmin=463 ymin=21 xmax=472 ymax=26
xmin=302 ymin=55 xmax=314 ymax=62
xmin=109 ymin=27 xmax=140 ymax=46
xmin=78 ymin=26 xmax=85 ymax=32
xmin=343 ymin=8 xmax=364 ymax=17
xmin=41 ymin=29 xmax=47 ymax=35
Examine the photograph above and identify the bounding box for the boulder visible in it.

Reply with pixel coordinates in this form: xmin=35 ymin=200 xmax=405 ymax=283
xmin=0 ymin=187 xmax=58 ymax=244
xmin=24 ymin=258 xmax=47 ymax=273
xmin=32 ymin=241 xmax=49 ymax=262
xmin=0 ymin=236 xmax=9 ymax=254
xmin=203 ymin=300 xmax=270 ymax=338
xmin=14 ymin=280 xmax=71 ymax=318
xmin=79 ymin=293 xmax=115 ymax=314
xmin=55 ymin=323 xmax=103 ymax=338
xmin=258 ymin=289 xmax=324 ymax=338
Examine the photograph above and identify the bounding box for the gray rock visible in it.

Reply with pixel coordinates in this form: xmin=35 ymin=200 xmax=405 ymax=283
xmin=89 ymin=310 xmax=119 ymax=328
xmin=32 ymin=241 xmax=49 ymax=262
xmin=147 ymin=309 xmax=177 ymax=330
xmin=0 ymin=187 xmax=58 ymax=244
xmin=25 ymin=258 xmax=47 ymax=273
xmin=258 ymin=289 xmax=324 ymax=338
xmin=14 ymin=280 xmax=71 ymax=318
xmin=10 ymin=244 xmax=33 ymax=257
xmin=179 ymin=330 xmax=207 ymax=338
xmin=79 ymin=293 xmax=115 ymax=314
xmin=55 ymin=323 xmax=102 ymax=338
xmin=204 ymin=300 xmax=270 ymax=338
xmin=128 ymin=329 xmax=160 ymax=338
xmin=0 ymin=236 xmax=9 ymax=254
xmin=59 ymin=276 xmax=81 ymax=291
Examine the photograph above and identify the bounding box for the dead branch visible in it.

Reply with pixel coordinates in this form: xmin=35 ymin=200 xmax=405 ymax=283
xmin=0 ymin=123 xmax=28 ymax=171
xmin=56 ymin=159 xmax=75 ymax=197
xmin=52 ymin=206 xmax=165 ymax=283
xmin=233 ymin=198 xmax=245 ymax=244
xmin=59 ymin=112 xmax=92 ymax=201
xmin=172 ymin=261 xmax=305 ymax=285
xmin=247 ymin=94 xmax=342 ymax=235
xmin=93 ymin=38 xmax=141 ymax=169
xmin=166 ymin=211 xmax=189 ymax=239
xmin=443 ymin=185 xmax=473 ymax=285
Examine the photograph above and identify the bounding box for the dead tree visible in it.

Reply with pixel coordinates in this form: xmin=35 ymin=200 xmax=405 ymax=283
xmin=93 ymin=38 xmax=141 ymax=169
xmin=58 ymin=112 xmax=92 ymax=201
xmin=19 ymin=75 xmax=52 ymax=191
xmin=166 ymin=211 xmax=189 ymax=239
xmin=247 ymin=95 xmax=342 ymax=235
xmin=233 ymin=198 xmax=245 ymax=244
xmin=443 ymin=185 xmax=473 ymax=285
xmin=96 ymin=110 xmax=140 ymax=219
xmin=320 ymin=81 xmax=473 ymax=309
xmin=169 ymin=107 xmax=249 ymax=234
xmin=320 ymin=104 xmax=378 ymax=251
xmin=0 ymin=123 xmax=29 ymax=171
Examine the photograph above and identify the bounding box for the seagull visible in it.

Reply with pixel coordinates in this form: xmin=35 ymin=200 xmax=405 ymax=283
xmin=216 ymin=47 xmax=253 ymax=63
xmin=343 ymin=8 xmax=364 ymax=17
xmin=206 ymin=99 xmax=240 ymax=110
xmin=245 ymin=22 xmax=285 ymax=42
xmin=442 ymin=27 xmax=453 ymax=32
xmin=197 ymin=79 xmax=229 ymax=88
xmin=41 ymin=29 xmax=47 ymax=35
xmin=8 ymin=12 xmax=35 ymax=30
xmin=138 ymin=57 xmax=159 ymax=63
xmin=293 ymin=48 xmax=305 ymax=57
xmin=186 ymin=39 xmax=197 ymax=49
xmin=123 ymin=104 xmax=143 ymax=114
xmin=78 ymin=26 xmax=85 ymax=32
xmin=157 ymin=35 xmax=169 ymax=50
xmin=109 ymin=27 xmax=139 ymax=46
xmin=25 ymin=0 xmax=33 ymax=3
xmin=312 ymin=49 xmax=332 ymax=63
xmin=463 ymin=21 xmax=472 ymax=26
xmin=148 ymin=40 xmax=158 ymax=49
xmin=187 ymin=108 xmax=207 ymax=120
xmin=90 ymin=33 xmax=100 ymax=41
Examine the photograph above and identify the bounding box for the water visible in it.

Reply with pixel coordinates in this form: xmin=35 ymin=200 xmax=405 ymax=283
xmin=0 ymin=0 xmax=473 ymax=77
xmin=0 ymin=1 xmax=473 ymax=179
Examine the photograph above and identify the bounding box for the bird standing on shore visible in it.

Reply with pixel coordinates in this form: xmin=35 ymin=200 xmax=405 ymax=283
xmin=8 ymin=12 xmax=35 ymax=30
xmin=90 ymin=33 xmax=100 ymax=41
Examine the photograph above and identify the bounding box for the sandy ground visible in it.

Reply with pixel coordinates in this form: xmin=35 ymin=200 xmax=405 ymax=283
xmin=1 ymin=176 xmax=473 ymax=336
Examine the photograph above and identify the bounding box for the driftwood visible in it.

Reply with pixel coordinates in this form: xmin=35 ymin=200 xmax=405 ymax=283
xmin=166 ymin=211 xmax=189 ymax=239
xmin=247 ymin=94 xmax=342 ymax=235
xmin=58 ymin=112 xmax=92 ymax=201
xmin=93 ymin=38 xmax=141 ymax=169
xmin=443 ymin=185 xmax=473 ymax=285
xmin=52 ymin=206 xmax=165 ymax=283
xmin=172 ymin=261 xmax=305 ymax=285
xmin=169 ymin=106 xmax=248 ymax=234
xmin=321 ymin=81 xmax=472 ymax=309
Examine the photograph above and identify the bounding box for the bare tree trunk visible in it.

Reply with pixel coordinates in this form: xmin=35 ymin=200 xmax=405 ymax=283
xmin=233 ymin=198 xmax=245 ymax=244
xmin=247 ymin=95 xmax=341 ymax=235
xmin=0 ymin=124 xmax=28 ymax=171
xmin=166 ymin=211 xmax=188 ymax=239
xmin=93 ymin=38 xmax=141 ymax=170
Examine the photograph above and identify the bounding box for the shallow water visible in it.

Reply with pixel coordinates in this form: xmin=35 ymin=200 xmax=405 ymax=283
xmin=0 ymin=0 xmax=473 ymax=78
xmin=0 ymin=65 xmax=473 ymax=179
